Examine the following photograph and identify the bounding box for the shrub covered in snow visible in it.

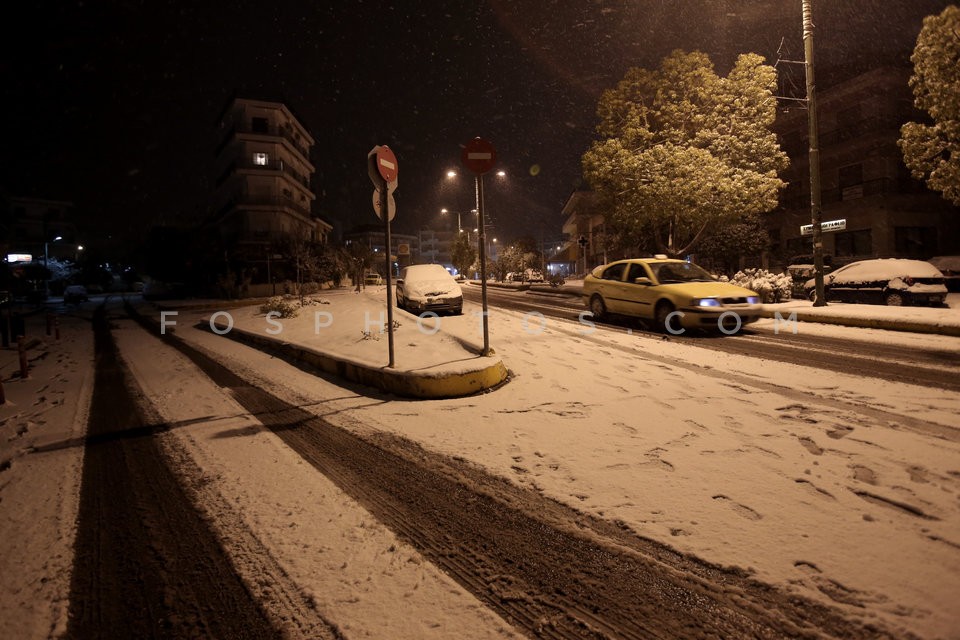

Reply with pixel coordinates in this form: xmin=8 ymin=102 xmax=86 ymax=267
xmin=729 ymin=268 xmax=792 ymax=303
xmin=259 ymin=296 xmax=300 ymax=318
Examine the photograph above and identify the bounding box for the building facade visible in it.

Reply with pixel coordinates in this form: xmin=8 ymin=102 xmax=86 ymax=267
xmin=2 ymin=197 xmax=79 ymax=262
xmin=343 ymin=225 xmax=419 ymax=276
xmin=417 ymin=228 xmax=456 ymax=267
xmin=768 ymin=66 xmax=959 ymax=267
xmin=211 ymin=98 xmax=332 ymax=258
xmin=555 ymin=191 xmax=627 ymax=275
xmin=557 ymin=67 xmax=959 ymax=275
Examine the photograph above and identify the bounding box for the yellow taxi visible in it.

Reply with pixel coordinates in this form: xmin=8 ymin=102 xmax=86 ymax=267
xmin=582 ymin=257 xmax=762 ymax=333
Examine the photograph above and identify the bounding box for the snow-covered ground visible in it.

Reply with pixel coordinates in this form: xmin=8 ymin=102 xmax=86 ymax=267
xmin=2 ymin=290 xmax=959 ymax=638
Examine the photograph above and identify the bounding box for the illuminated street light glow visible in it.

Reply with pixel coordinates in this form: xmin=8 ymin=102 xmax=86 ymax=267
xmin=441 ymin=208 xmax=462 ymax=233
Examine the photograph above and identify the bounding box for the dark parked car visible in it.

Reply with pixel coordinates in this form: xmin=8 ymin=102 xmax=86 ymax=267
xmin=63 ymin=285 xmax=88 ymax=304
xmin=804 ymin=259 xmax=948 ymax=306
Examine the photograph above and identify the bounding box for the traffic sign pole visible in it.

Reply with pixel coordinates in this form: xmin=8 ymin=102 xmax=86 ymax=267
xmin=382 ymin=183 xmax=395 ymax=368
xmin=368 ymin=145 xmax=398 ymax=368
xmin=476 ymin=175 xmax=490 ymax=356
xmin=460 ymin=137 xmax=497 ymax=357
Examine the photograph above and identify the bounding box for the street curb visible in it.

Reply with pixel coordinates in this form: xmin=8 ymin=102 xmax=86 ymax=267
xmin=207 ymin=321 xmax=509 ymax=399
xmin=758 ymin=308 xmax=960 ymax=337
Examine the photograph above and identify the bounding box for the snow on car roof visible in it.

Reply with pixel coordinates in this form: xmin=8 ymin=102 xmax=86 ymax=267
xmin=834 ymin=259 xmax=944 ymax=280
xmin=403 ymin=264 xmax=454 ymax=278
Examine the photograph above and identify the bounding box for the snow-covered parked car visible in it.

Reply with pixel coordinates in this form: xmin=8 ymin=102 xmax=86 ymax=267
xmin=395 ymin=264 xmax=463 ymax=315
xmin=804 ymin=258 xmax=947 ymax=306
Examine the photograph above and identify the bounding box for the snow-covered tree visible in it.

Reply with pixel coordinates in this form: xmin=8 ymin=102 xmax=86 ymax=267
xmin=695 ymin=212 xmax=770 ymax=275
xmin=582 ymin=50 xmax=787 ymax=257
xmin=899 ymin=5 xmax=960 ymax=206
xmin=494 ymin=244 xmax=523 ymax=281
xmin=451 ymin=232 xmax=476 ymax=278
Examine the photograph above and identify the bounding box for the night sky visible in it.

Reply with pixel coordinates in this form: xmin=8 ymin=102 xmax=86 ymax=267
xmin=1 ymin=0 xmax=952 ymax=255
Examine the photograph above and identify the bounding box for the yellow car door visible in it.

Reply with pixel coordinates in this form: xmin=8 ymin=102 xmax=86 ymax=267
xmin=619 ymin=262 xmax=657 ymax=319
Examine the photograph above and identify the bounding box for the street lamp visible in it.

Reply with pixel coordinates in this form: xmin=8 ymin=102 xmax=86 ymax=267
xmin=440 ymin=208 xmax=462 ymax=233
xmin=44 ymin=235 xmax=63 ymax=297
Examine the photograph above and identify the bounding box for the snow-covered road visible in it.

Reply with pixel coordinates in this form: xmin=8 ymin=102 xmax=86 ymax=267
xmin=2 ymin=291 xmax=959 ymax=638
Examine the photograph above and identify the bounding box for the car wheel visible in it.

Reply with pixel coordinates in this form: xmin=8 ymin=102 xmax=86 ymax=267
xmin=884 ymin=291 xmax=904 ymax=306
xmin=589 ymin=295 xmax=606 ymax=320
xmin=654 ymin=300 xmax=676 ymax=333
xmin=807 ymin=289 xmax=818 ymax=302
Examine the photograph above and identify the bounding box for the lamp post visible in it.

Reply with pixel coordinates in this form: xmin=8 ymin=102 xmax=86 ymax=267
xmin=440 ymin=208 xmax=462 ymax=233
xmin=44 ymin=235 xmax=63 ymax=298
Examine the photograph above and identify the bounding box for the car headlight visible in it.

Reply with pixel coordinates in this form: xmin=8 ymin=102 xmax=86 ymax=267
xmin=747 ymin=296 xmax=760 ymax=304
xmin=693 ymin=298 xmax=721 ymax=307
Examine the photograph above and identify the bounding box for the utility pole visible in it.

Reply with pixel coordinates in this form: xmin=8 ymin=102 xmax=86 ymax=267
xmin=803 ymin=0 xmax=827 ymax=306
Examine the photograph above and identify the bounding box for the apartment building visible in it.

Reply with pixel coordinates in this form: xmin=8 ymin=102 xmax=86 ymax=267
xmin=211 ymin=97 xmax=332 ymax=257
xmin=769 ymin=66 xmax=959 ymax=266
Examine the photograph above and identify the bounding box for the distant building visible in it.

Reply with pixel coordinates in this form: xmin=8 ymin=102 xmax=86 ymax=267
xmin=768 ymin=66 xmax=960 ymax=267
xmin=417 ymin=228 xmax=456 ymax=267
xmin=555 ymin=191 xmax=624 ymax=275
xmin=2 ymin=196 xmax=79 ymax=261
xmin=343 ymin=225 xmax=419 ymax=275
xmin=210 ymin=97 xmax=332 ymax=258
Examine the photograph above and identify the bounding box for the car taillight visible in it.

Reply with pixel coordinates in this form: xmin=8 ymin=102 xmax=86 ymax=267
xmin=904 ymin=276 xmax=914 ymax=286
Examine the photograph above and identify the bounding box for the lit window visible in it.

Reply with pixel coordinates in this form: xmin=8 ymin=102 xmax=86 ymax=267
xmin=253 ymin=152 xmax=268 ymax=165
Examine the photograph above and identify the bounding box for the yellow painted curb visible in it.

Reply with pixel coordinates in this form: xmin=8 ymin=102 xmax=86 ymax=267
xmin=210 ymin=322 xmax=509 ymax=399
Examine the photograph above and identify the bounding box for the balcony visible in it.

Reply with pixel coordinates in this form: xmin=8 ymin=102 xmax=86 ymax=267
xmin=216 ymin=159 xmax=312 ymax=191
xmin=217 ymin=123 xmax=311 ymax=159
xmin=216 ymin=195 xmax=313 ymax=220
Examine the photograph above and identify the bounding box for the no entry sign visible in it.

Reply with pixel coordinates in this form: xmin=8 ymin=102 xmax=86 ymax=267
xmin=461 ymin=137 xmax=496 ymax=175
xmin=368 ymin=145 xmax=399 ymax=186
xmin=375 ymin=145 xmax=398 ymax=182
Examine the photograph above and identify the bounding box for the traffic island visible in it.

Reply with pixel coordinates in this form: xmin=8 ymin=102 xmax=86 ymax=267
xmin=205 ymin=319 xmax=509 ymax=400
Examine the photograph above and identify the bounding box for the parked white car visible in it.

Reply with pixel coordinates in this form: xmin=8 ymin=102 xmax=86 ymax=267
xmin=396 ymin=264 xmax=463 ymax=315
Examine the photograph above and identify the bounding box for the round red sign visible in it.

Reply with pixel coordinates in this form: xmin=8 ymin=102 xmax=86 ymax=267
xmin=461 ymin=137 xmax=496 ymax=175
xmin=376 ymin=145 xmax=399 ymax=182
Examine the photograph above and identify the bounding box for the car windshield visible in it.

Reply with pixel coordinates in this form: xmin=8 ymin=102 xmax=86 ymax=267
xmin=651 ymin=262 xmax=714 ymax=283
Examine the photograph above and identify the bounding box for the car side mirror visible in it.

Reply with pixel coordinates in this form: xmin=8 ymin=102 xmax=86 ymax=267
xmin=395 ymin=278 xmax=403 ymax=285
xmin=634 ymin=277 xmax=652 ymax=285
